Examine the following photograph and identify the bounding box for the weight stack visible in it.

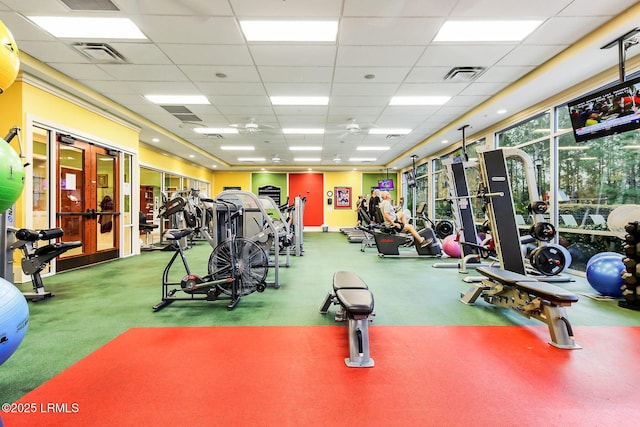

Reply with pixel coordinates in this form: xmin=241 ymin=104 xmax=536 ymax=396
xmin=619 ymin=221 xmax=640 ymax=311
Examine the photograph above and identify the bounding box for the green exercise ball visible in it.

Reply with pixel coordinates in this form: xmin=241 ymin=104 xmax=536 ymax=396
xmin=0 ymin=138 xmax=24 ymax=213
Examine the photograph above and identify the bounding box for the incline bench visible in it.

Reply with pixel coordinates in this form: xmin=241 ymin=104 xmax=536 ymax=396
xmin=320 ymin=271 xmax=375 ymax=367
xmin=460 ymin=266 xmax=580 ymax=349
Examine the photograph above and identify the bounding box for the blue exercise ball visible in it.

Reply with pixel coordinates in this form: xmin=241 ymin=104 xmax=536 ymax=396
xmin=586 ymin=251 xmax=622 ymax=270
xmin=586 ymin=253 xmax=625 ymax=297
xmin=0 ymin=278 xmax=29 ymax=366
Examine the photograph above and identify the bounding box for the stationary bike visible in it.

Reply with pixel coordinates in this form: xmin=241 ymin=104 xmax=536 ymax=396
xmin=373 ymin=203 xmax=451 ymax=257
xmin=152 ymin=197 xmax=269 ymax=311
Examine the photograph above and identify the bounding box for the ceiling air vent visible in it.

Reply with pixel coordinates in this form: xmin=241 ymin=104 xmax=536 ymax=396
xmin=444 ymin=66 xmax=486 ymax=82
xmin=60 ymin=0 xmax=119 ymax=11
xmin=73 ymin=43 xmax=127 ymax=64
xmin=160 ymin=105 xmax=202 ymax=123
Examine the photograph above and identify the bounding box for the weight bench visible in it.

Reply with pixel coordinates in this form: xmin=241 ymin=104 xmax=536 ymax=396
xmin=320 ymin=271 xmax=375 ymax=367
xmin=460 ymin=266 xmax=580 ymax=349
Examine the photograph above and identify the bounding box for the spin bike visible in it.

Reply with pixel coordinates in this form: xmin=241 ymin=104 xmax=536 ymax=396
xmin=152 ymin=197 xmax=269 ymax=311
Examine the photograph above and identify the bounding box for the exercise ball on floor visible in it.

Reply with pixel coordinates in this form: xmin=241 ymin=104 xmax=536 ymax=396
xmin=0 ymin=138 xmax=25 ymax=213
xmin=442 ymin=235 xmax=461 ymax=258
xmin=586 ymin=253 xmax=625 ymax=298
xmin=0 ymin=20 xmax=20 ymax=93
xmin=586 ymin=251 xmax=622 ymax=270
xmin=0 ymin=278 xmax=29 ymax=366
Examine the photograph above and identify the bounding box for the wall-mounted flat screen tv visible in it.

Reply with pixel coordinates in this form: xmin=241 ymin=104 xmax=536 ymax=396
xmin=378 ymin=179 xmax=394 ymax=191
xmin=567 ymin=74 xmax=640 ymax=142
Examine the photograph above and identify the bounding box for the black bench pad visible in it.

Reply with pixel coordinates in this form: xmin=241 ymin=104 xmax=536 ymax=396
xmin=165 ymin=228 xmax=194 ymax=240
xmin=477 ymin=266 xmax=578 ymax=304
xmin=335 ymin=289 xmax=374 ymax=316
xmin=477 ymin=266 xmax=537 ymax=284
xmin=34 ymin=241 xmax=82 ymax=255
xmin=333 ymin=271 xmax=368 ymax=290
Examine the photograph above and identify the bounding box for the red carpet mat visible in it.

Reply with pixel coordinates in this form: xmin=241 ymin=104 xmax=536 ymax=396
xmin=3 ymin=325 xmax=640 ymax=427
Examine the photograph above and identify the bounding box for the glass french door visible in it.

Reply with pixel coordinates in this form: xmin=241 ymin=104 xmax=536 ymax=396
xmin=56 ymin=137 xmax=119 ymax=271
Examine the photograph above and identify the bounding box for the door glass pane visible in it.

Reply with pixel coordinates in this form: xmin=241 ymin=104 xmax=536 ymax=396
xmin=32 ymin=127 xmax=49 ymax=230
xmin=59 ymin=145 xmax=84 ymax=256
xmin=97 ymin=153 xmax=116 ymax=251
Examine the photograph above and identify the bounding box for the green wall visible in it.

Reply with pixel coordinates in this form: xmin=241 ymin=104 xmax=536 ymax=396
xmin=363 ymin=172 xmax=398 ymax=200
xmin=251 ymin=173 xmax=288 ymax=204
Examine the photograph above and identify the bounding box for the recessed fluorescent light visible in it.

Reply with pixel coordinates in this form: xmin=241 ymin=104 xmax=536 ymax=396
xmin=28 ymin=16 xmax=146 ymax=39
xmin=238 ymin=157 xmax=265 ymax=162
xmin=188 ymin=155 xmax=195 ymax=158
xmin=368 ymin=128 xmax=411 ymax=135
xmin=497 ymin=109 xmax=507 ymax=115
xmin=220 ymin=146 xmax=254 ymax=151
xmin=240 ymin=20 xmax=338 ymax=42
xmin=441 ymin=139 xmax=449 ymax=144
xmin=145 ymin=95 xmax=209 ymax=105
xmin=356 ymin=146 xmax=390 ymax=151
xmin=349 ymin=157 xmax=377 ymax=162
xmin=282 ymin=128 xmax=325 ymax=134
xmin=293 ymin=157 xmax=321 ymax=162
xmin=270 ymin=96 xmax=329 ymax=106
xmin=434 ymin=20 xmax=542 ymax=42
xmin=289 ymin=146 xmax=322 ymax=151
xmin=194 ymin=127 xmax=238 ymax=134
xmin=389 ymin=96 xmax=450 ymax=106
xmin=152 ymin=138 xmax=159 ymax=142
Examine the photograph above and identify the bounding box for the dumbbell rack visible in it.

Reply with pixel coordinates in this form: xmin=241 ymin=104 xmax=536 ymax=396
xmin=620 ymin=221 xmax=640 ymax=310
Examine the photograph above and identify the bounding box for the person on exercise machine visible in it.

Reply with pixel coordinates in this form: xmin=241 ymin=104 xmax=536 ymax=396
xmin=379 ymin=191 xmax=432 ymax=247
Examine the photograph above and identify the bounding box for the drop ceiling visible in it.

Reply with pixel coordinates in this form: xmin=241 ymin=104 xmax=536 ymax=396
xmin=1 ymin=0 xmax=639 ymax=170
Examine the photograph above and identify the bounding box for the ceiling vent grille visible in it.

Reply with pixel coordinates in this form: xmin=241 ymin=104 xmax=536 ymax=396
xmin=60 ymin=0 xmax=119 ymax=11
xmin=73 ymin=43 xmax=127 ymax=63
xmin=160 ymin=106 xmax=202 ymax=123
xmin=444 ymin=66 xmax=486 ymax=82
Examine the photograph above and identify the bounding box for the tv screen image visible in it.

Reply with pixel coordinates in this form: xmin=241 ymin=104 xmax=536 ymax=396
xmin=378 ymin=179 xmax=394 ymax=191
xmin=404 ymin=171 xmax=416 ymax=187
xmin=567 ymin=74 xmax=640 ymax=142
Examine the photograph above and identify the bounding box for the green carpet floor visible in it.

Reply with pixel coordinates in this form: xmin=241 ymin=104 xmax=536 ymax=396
xmin=2 ymin=232 xmax=640 ymax=403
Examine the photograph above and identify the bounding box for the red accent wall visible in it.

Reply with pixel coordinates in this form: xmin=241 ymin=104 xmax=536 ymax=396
xmin=288 ymin=173 xmax=324 ymax=226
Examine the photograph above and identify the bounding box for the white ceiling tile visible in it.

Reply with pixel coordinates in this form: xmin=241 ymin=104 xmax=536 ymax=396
xmin=329 ymin=96 xmax=390 ymax=107
xmin=258 ymin=67 xmax=333 ymax=83
xmin=195 ymin=82 xmax=267 ymax=96
xmin=448 ymin=0 xmax=570 ymax=17
xmin=417 ymin=45 xmax=516 ymax=67
xmin=229 ymin=0 xmax=342 ymax=17
xmin=337 ymin=46 xmax=425 ymax=67
xmin=136 ymin=16 xmax=244 ymax=44
xmin=474 ymin=66 xmax=536 ymax=83
xmin=49 ymin=63 xmax=115 ymax=80
xmin=333 ymin=67 xmax=411 ymax=83
xmin=405 ymin=67 xmax=452 ymax=83
xmin=497 ymin=45 xmax=566 ymax=66
xmin=116 ymin=0 xmax=233 ymax=15
xmin=0 ymin=12 xmax=55 ymax=41
xmin=263 ymin=83 xmax=330 ymax=97
xmin=559 ymin=0 xmax=636 ymax=16
xmin=112 ymin=80 xmax=201 ymax=95
xmin=159 ymin=44 xmax=253 ymax=66
xmin=339 ymin=18 xmax=442 ymax=45
xmin=97 ymin=64 xmax=189 ymax=81
xmin=107 ymin=43 xmax=172 ymax=65
xmin=394 ymin=82 xmax=468 ymax=96
xmin=331 ymin=83 xmax=399 ymax=97
xmin=249 ymin=45 xmax=337 ymax=66
xmin=524 ymin=17 xmax=612 ymax=46
xmin=180 ymin=65 xmax=260 ymax=82
xmin=209 ymin=95 xmax=271 ymax=106
xmin=343 ymin=0 xmax=455 ymax=17
xmin=17 ymin=41 xmax=90 ymax=63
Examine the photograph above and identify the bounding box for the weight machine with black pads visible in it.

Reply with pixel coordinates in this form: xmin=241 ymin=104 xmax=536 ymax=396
xmin=459 ymin=148 xmax=580 ymax=349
